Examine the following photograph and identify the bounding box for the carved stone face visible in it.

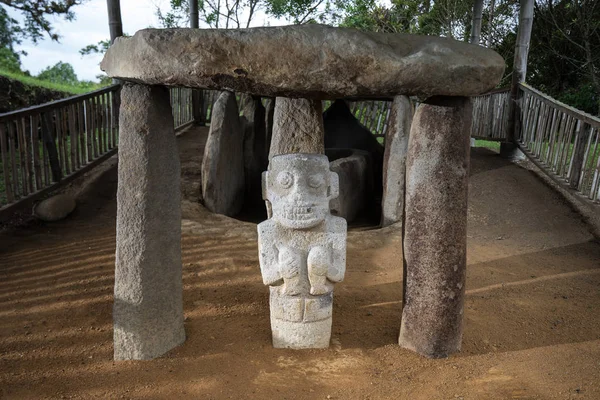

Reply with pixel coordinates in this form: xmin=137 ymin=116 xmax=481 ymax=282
xmin=263 ymin=154 xmax=339 ymax=229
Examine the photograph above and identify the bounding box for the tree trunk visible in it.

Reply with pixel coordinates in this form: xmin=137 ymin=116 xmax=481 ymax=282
xmin=486 ymin=0 xmax=496 ymax=47
xmin=190 ymin=0 xmax=199 ymax=28
xmin=106 ymin=0 xmax=123 ymax=45
xmin=506 ymin=0 xmax=534 ymax=145
xmin=470 ymin=0 xmax=484 ymax=45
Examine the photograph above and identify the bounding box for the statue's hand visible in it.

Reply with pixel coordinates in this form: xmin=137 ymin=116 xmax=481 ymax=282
xmin=278 ymin=247 xmax=301 ymax=279
xmin=307 ymin=245 xmax=331 ymax=277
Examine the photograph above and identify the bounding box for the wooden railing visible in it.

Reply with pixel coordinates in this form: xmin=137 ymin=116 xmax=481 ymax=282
xmin=349 ymin=100 xmax=392 ymax=142
xmin=471 ymin=88 xmax=510 ymax=140
xmin=6 ymin=81 xmax=595 ymax=217
xmin=171 ymin=87 xmax=194 ymax=129
xmin=0 ymin=85 xmax=195 ymax=216
xmin=517 ymin=83 xmax=600 ymax=203
xmin=0 ymin=85 xmax=121 ymax=212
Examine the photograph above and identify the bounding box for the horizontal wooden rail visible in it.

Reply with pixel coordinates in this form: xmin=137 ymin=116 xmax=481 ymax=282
xmin=1 ymin=85 xmax=196 ymax=220
xmin=471 ymin=88 xmax=510 ymax=141
xmin=0 ymin=85 xmax=120 ymax=123
xmin=517 ymin=84 xmax=600 ymax=203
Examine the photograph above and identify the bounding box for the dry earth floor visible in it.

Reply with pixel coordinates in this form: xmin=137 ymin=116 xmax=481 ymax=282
xmin=1 ymin=126 xmax=599 ymax=399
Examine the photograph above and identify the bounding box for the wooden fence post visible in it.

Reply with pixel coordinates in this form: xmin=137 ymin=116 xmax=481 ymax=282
xmin=569 ymin=122 xmax=591 ymax=189
xmin=41 ymin=112 xmax=62 ymax=182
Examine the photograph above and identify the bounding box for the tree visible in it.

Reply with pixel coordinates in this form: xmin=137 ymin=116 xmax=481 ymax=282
xmin=157 ymin=0 xmax=263 ymax=29
xmin=528 ymin=0 xmax=600 ymax=115
xmin=266 ymin=0 xmax=336 ymax=24
xmin=79 ymin=39 xmax=111 ymax=56
xmin=0 ymin=0 xmax=84 ymax=43
xmin=156 ymin=0 xmax=334 ymax=29
xmin=0 ymin=5 xmax=25 ymax=72
xmin=37 ymin=61 xmax=78 ymax=85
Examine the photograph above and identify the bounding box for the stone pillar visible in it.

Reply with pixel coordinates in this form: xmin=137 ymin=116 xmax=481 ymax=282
xmin=399 ymin=96 xmax=472 ymax=359
xmin=258 ymin=154 xmax=347 ymax=349
xmin=268 ymin=98 xmax=324 ymax=160
xmin=201 ymin=91 xmax=245 ymax=216
xmin=114 ymin=83 xmax=185 ymax=360
xmin=264 ymin=98 xmax=275 ymax=156
xmin=381 ymin=95 xmax=412 ymax=227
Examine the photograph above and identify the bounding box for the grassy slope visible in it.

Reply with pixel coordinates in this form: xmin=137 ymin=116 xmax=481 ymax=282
xmin=0 ymin=69 xmax=104 ymax=95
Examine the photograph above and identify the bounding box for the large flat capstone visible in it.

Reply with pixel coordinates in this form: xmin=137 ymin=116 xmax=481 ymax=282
xmin=101 ymin=25 xmax=505 ymax=98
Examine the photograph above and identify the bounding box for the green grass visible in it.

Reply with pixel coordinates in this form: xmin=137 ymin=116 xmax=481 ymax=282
xmin=0 ymin=69 xmax=105 ymax=95
xmin=474 ymin=139 xmax=501 ymax=152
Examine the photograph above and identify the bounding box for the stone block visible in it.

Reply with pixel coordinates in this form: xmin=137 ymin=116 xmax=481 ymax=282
xmin=33 ymin=193 xmax=76 ymax=222
xmin=328 ymin=150 xmax=370 ymax=223
xmin=201 ymin=91 xmax=245 ymax=216
xmin=268 ymin=98 xmax=324 ymax=160
xmin=381 ymin=95 xmax=413 ymax=227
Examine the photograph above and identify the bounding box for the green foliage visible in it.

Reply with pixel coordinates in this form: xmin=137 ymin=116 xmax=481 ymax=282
xmin=267 ymin=0 xmax=335 ymax=24
xmin=37 ymin=61 xmax=78 ymax=85
xmin=0 ymin=46 xmax=21 ymax=72
xmin=555 ymin=83 xmax=599 ymax=116
xmin=0 ymin=68 xmax=103 ymax=94
xmin=79 ymin=39 xmax=111 ymax=56
xmin=526 ymin=0 xmax=600 ymax=115
xmin=0 ymin=0 xmax=83 ymax=43
xmin=156 ymin=0 xmax=333 ymax=28
xmin=95 ymin=73 xmax=112 ymax=86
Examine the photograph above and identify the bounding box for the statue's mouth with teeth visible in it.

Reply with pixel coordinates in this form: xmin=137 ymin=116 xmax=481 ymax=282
xmin=275 ymin=203 xmax=328 ymax=229
xmin=264 ymin=154 xmax=338 ymax=230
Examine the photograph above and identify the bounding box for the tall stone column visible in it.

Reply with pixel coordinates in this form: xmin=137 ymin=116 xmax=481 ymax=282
xmin=114 ymin=83 xmax=185 ymax=360
xmin=268 ymin=98 xmax=324 ymax=160
xmin=399 ymin=96 xmax=472 ymax=359
xmin=381 ymin=95 xmax=413 ymax=227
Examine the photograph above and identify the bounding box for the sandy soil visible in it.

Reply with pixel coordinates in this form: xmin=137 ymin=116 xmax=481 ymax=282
xmin=1 ymin=126 xmax=599 ymax=400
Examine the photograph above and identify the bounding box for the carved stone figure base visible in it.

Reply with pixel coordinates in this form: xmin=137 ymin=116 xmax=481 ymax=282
xmin=270 ymin=288 xmax=333 ymax=348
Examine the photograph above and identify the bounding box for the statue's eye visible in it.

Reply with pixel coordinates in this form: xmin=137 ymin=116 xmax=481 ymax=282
xmin=277 ymin=172 xmax=293 ymax=188
xmin=308 ymin=174 xmax=324 ymax=188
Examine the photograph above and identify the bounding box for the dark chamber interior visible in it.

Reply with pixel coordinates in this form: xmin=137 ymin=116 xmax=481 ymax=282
xmin=234 ymin=99 xmax=384 ymax=230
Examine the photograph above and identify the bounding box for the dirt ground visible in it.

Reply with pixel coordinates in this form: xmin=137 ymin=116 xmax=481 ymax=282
xmin=1 ymin=126 xmax=600 ymax=399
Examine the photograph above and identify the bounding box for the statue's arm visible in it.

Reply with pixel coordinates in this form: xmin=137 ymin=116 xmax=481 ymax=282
xmin=258 ymin=223 xmax=282 ymax=286
xmin=326 ymin=220 xmax=347 ymax=283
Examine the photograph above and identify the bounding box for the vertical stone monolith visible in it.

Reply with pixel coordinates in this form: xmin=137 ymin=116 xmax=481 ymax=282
xmin=381 ymin=95 xmax=412 ymax=227
xmin=258 ymin=154 xmax=347 ymax=349
xmin=114 ymin=83 xmax=185 ymax=360
xmin=268 ymin=98 xmax=324 ymax=160
xmin=242 ymin=95 xmax=268 ymax=206
xmin=399 ymin=96 xmax=472 ymax=359
xmin=264 ymin=98 xmax=275 ymax=156
xmin=201 ymin=91 xmax=245 ymax=216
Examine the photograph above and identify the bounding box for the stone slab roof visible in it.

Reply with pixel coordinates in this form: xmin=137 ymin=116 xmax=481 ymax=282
xmin=101 ymin=24 xmax=505 ymax=99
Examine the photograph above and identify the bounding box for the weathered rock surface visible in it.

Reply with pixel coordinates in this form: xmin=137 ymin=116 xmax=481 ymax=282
xmin=398 ymin=96 xmax=472 ymax=359
xmin=264 ymin=98 xmax=275 ymax=156
xmin=33 ymin=193 xmax=76 ymax=221
xmin=114 ymin=83 xmax=185 ymax=360
xmin=241 ymin=95 xmax=268 ymax=206
xmin=269 ymin=98 xmax=324 ymax=160
xmin=381 ymin=95 xmax=413 ymax=227
xmin=101 ymin=25 xmax=505 ymax=98
xmin=328 ymin=150 xmax=371 ymax=223
xmin=258 ymin=154 xmax=347 ymax=349
xmin=201 ymin=91 xmax=245 ymax=216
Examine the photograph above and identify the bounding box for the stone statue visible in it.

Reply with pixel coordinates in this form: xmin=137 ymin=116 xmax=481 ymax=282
xmin=257 ymin=153 xmax=347 ymax=348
